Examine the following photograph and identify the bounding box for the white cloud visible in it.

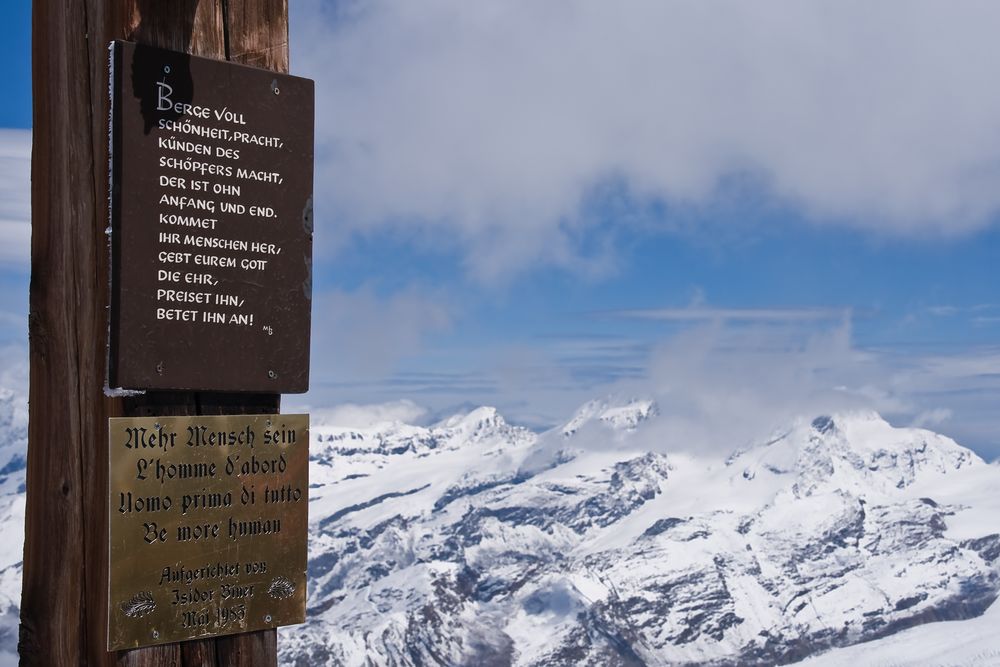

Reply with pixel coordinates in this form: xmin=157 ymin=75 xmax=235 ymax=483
xmin=911 ymin=407 xmax=954 ymax=429
xmin=509 ymin=317 xmax=994 ymax=456
xmin=293 ymin=0 xmax=1000 ymax=279
xmin=289 ymin=289 xmax=1000 ymax=457
xmin=0 ymin=129 xmax=30 ymax=268
xmin=615 ymin=319 xmax=897 ymax=453
xmin=608 ymin=322 xmax=1000 ymax=457
xmin=310 ymin=399 xmax=428 ymax=428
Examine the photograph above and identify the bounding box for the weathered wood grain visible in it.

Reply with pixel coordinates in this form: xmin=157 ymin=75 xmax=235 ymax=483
xmin=118 ymin=644 xmax=183 ymax=667
xmin=216 ymin=624 xmax=279 ymax=667
xmin=180 ymin=639 xmax=219 ymax=667
xmin=227 ymin=0 xmax=289 ymax=72
xmin=23 ymin=1 xmax=289 ymax=665
xmin=22 ymin=0 xmax=108 ymax=662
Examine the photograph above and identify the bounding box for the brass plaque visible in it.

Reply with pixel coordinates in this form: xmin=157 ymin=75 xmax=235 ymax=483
xmin=108 ymin=414 xmax=308 ymax=650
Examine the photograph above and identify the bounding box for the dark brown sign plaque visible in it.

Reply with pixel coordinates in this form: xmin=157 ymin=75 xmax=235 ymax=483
xmin=107 ymin=414 xmax=308 ymax=650
xmin=108 ymin=41 xmax=314 ymax=393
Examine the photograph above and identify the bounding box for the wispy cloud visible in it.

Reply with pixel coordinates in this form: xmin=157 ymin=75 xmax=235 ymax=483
xmin=923 ymin=304 xmax=1000 ymax=318
xmin=606 ymin=306 xmax=848 ymax=323
xmin=294 ymin=289 xmax=1000 ymax=456
xmin=0 ymin=344 xmax=27 ymax=396
xmin=0 ymin=129 xmax=29 ymax=268
xmin=567 ymin=319 xmax=999 ymax=457
xmin=613 ymin=319 xmax=895 ymax=453
xmin=910 ymin=407 xmax=954 ymax=429
xmin=908 ymin=349 xmax=1000 ymax=381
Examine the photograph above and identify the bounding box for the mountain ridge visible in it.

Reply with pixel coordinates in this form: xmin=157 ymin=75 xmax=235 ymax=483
xmin=0 ymin=392 xmax=995 ymax=664
xmin=281 ymin=399 xmax=1000 ymax=666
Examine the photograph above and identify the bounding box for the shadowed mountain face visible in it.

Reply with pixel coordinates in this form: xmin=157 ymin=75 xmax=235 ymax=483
xmin=280 ymin=401 xmax=1000 ymax=667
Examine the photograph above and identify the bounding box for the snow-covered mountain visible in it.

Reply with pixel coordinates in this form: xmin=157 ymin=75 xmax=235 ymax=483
xmin=0 ymin=392 xmax=997 ymax=665
xmin=278 ymin=400 xmax=1000 ymax=666
xmin=0 ymin=388 xmax=27 ymax=667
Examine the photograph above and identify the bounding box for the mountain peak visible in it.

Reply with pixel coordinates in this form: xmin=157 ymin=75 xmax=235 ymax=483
xmin=730 ymin=410 xmax=981 ymax=496
xmin=431 ymin=406 xmax=538 ymax=452
xmin=562 ymin=397 xmax=658 ymax=436
xmin=436 ymin=405 xmax=501 ymax=430
xmin=810 ymin=409 xmax=884 ymax=433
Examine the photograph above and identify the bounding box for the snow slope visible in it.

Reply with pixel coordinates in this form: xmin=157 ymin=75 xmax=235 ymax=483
xmin=0 ymin=391 xmax=997 ymax=665
xmin=799 ymin=596 xmax=1000 ymax=666
xmin=279 ymin=403 xmax=1000 ymax=666
xmin=0 ymin=389 xmax=26 ymax=667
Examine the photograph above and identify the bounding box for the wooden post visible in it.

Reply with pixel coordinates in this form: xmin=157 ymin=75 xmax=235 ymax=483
xmin=22 ymin=1 xmax=289 ymax=665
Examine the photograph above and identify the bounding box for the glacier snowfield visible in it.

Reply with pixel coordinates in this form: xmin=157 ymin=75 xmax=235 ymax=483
xmin=0 ymin=390 xmax=999 ymax=665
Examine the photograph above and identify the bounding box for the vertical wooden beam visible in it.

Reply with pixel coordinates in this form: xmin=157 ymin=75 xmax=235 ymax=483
xmin=22 ymin=1 xmax=289 ymax=665
xmin=22 ymin=0 xmax=111 ymax=662
xmin=227 ymin=1 xmax=289 ymax=72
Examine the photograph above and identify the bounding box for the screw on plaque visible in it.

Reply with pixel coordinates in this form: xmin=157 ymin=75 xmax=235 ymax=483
xmin=264 ymin=614 xmax=272 ymax=623
xmin=268 ymin=370 xmax=277 ymax=379
xmin=271 ymin=79 xmax=280 ymax=95
xmin=154 ymin=423 xmax=161 ymax=431
xmin=163 ymin=65 xmax=171 ymax=74
xmin=152 ymin=630 xmax=160 ymax=639
xmin=155 ymin=362 xmax=164 ymax=375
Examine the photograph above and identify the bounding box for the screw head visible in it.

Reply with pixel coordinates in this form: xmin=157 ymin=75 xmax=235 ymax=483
xmin=163 ymin=65 xmax=171 ymax=74
xmin=155 ymin=362 xmax=164 ymax=374
xmin=268 ymin=370 xmax=277 ymax=379
xmin=264 ymin=614 xmax=272 ymax=623
xmin=152 ymin=630 xmax=160 ymax=639
xmin=273 ymin=87 xmax=280 ymax=95
xmin=154 ymin=423 xmax=161 ymax=430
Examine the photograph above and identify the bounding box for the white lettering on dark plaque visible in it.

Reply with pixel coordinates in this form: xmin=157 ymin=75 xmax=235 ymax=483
xmin=109 ymin=41 xmax=314 ymax=392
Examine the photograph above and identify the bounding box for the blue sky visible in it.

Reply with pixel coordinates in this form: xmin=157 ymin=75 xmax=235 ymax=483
xmin=2 ymin=1 xmax=1000 ymax=457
